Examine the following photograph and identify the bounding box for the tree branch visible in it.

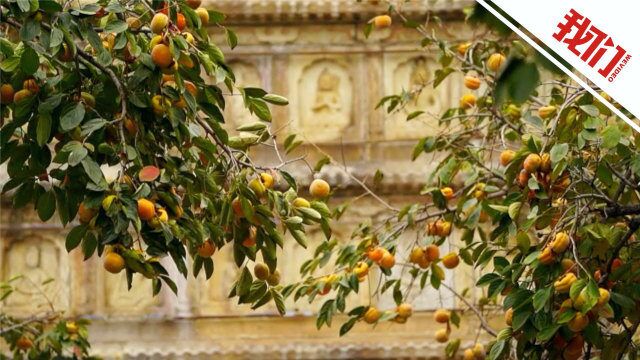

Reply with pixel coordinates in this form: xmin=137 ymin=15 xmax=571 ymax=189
xmin=599 ymin=216 xmax=640 ymax=287
xmin=440 ymin=282 xmax=497 ymax=337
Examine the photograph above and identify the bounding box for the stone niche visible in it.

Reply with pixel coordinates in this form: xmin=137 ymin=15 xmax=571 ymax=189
xmin=383 ymin=54 xmax=464 ymax=141
xmin=100 ymin=271 xmax=163 ymax=319
xmin=0 ymin=233 xmax=70 ymax=316
xmin=288 ymin=56 xmax=358 ymax=143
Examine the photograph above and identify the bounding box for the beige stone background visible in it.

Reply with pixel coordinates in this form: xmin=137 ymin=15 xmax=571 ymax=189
xmin=1 ymin=0 xmax=505 ymax=358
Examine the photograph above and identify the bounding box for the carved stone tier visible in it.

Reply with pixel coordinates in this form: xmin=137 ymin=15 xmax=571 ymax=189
xmin=205 ymin=0 xmax=473 ymax=24
xmin=87 ymin=313 xmax=500 ymax=359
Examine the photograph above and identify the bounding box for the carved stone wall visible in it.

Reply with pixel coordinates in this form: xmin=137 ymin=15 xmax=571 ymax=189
xmin=0 ymin=1 xmax=494 ymax=358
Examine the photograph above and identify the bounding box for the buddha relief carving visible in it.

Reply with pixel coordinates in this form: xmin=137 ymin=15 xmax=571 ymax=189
xmin=2 ymin=237 xmax=68 ymax=315
xmin=408 ymin=57 xmax=438 ymax=109
xmin=312 ymin=68 xmax=342 ymax=114
xmin=298 ymin=60 xmax=352 ymax=142
xmin=384 ymin=56 xmax=458 ymax=140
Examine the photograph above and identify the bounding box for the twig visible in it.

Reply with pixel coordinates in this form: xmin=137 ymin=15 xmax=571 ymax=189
xmin=304 ymin=138 xmax=399 ymax=212
xmin=0 ymin=311 xmax=59 ymax=335
xmin=440 ymin=282 xmax=497 ymax=337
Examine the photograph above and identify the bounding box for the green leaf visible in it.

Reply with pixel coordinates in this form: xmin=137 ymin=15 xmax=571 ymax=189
xmin=36 ymin=113 xmax=52 ymax=146
xmin=68 ymin=145 xmax=88 ymax=167
xmin=516 ymin=232 xmax=531 ymax=252
xmin=601 ymin=125 xmax=621 ymax=149
xmin=476 ymin=273 xmax=500 ymax=287
xmin=576 ymin=280 xmax=600 ymax=313
xmin=536 ymin=325 xmax=560 ymax=342
xmin=60 ymin=103 xmax=86 ymax=131
xmin=104 ymin=20 xmax=128 ymax=33
xmin=36 ymin=191 xmax=56 ymax=221
xmin=433 ymin=67 xmax=454 ymax=88
xmin=488 ymin=340 xmax=506 ymax=360
xmin=225 ymin=28 xmax=238 ymax=49
xmin=297 ymin=207 xmax=322 ymax=222
xmin=290 ymin=229 xmax=308 ymax=248
xmin=495 ymin=59 xmax=540 ymax=104
xmin=363 ymin=22 xmax=374 ymax=38
xmin=82 ymin=232 xmax=97 ymax=260
xmin=489 ymin=205 xmax=509 ymax=213
xmin=549 ymin=143 xmax=569 ymax=163
xmin=50 ymin=28 xmax=64 ymax=48
xmin=235 ymin=267 xmax=253 ymax=297
xmin=508 ymin=202 xmax=521 ymax=220
xmin=65 ymin=224 xmax=87 ymax=252
xmin=20 ymin=19 xmax=40 ymax=41
xmin=557 ymin=308 xmax=575 ymax=324
xmin=611 ymin=292 xmax=635 ymax=311
xmin=532 ymin=286 xmax=552 ymax=311
xmin=263 ymin=93 xmax=289 ymax=106
xmin=17 ymin=0 xmax=31 ymax=12
xmin=339 ymin=317 xmax=357 ymax=336
xmin=523 ymin=250 xmax=540 ymax=265
xmin=406 ymin=110 xmax=424 ymax=121
xmin=271 ymin=288 xmax=286 ymax=315
xmin=40 ymin=1 xmax=62 ymax=13
xmin=38 ymin=93 xmax=63 ymax=113
xmin=81 ymin=158 xmax=104 ymax=184
xmin=445 ymin=339 xmax=461 ymax=358
xmin=20 ymin=46 xmax=39 ymax=75
xmin=249 ymin=98 xmax=271 ymax=122
xmin=314 ymin=156 xmax=330 ymax=172
xmin=580 ymin=104 xmax=599 ymax=117
xmin=569 ymin=278 xmax=587 ymax=302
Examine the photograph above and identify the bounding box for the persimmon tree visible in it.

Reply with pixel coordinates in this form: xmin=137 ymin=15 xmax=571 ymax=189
xmin=288 ymin=5 xmax=639 ymax=360
xmin=1 ymin=278 xmax=93 ymax=359
xmin=1 ymin=1 xmax=640 ymax=360
xmin=0 ymin=0 xmax=327 ymax=355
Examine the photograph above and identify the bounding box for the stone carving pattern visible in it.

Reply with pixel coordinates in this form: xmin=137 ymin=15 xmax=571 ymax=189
xmin=298 ymin=59 xmax=353 ymax=142
xmin=1 ymin=235 xmax=69 ymax=316
xmin=385 ymin=56 xmax=461 ymax=140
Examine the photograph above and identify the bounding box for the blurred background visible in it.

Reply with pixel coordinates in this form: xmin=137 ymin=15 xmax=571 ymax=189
xmin=0 ymin=0 xmax=503 ymax=358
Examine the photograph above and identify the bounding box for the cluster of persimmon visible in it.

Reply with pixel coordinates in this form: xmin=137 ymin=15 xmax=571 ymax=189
xmin=507 ymin=303 xmax=586 ymax=360
xmin=74 ymin=165 xmax=184 ymax=273
xmin=458 ymin=52 xmax=505 ymax=110
xmin=253 ymin=262 xmax=281 ymax=286
xmin=313 ymin=257 xmax=368 ymax=297
xmin=0 ymin=77 xmax=51 ymax=108
xmin=409 ymin=244 xmax=441 ymax=269
xmin=147 ymin=3 xmax=207 ymax=116
xmin=365 ymin=245 xmax=396 ymax=269
xmin=11 ymin=319 xmax=84 ymax=354
xmin=594 ymin=257 xmax=623 ymax=289
xmin=432 ymin=309 xmax=454 ymax=343
xmin=463 ymin=343 xmax=486 ymax=360
xmin=538 ymin=231 xmax=571 ymax=266
xmin=426 ymin=219 xmax=452 ymax=237
xmin=361 ymin=302 xmax=413 ymax=325
xmin=500 ymin=148 xmax=570 ymax=200
xmin=98 ymin=168 xmax=315 ymax=275
xmin=500 ymin=231 xmax=615 ymax=359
